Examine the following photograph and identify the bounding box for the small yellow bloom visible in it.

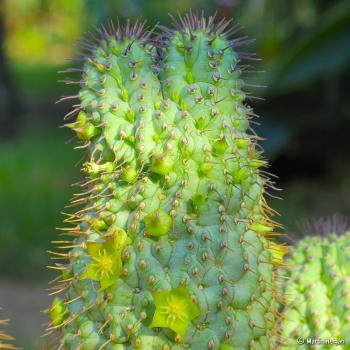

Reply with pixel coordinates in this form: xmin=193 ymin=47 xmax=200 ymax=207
xmin=149 ymin=286 xmax=202 ymax=336
xmin=80 ymin=227 xmax=131 ymax=290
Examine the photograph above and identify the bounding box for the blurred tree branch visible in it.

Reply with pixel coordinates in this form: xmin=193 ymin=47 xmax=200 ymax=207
xmin=0 ymin=2 xmax=19 ymax=138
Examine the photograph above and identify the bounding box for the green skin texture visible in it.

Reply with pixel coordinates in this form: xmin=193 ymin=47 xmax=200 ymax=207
xmin=53 ymin=23 xmax=281 ymax=350
xmin=280 ymin=232 xmax=350 ymax=349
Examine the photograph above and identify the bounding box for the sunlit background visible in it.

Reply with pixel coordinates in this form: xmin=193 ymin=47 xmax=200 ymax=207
xmin=0 ymin=0 xmax=349 ymax=347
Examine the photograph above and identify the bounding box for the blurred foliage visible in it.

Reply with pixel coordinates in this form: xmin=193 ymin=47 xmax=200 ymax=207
xmin=260 ymin=1 xmax=350 ymax=93
xmin=3 ymin=0 xmax=86 ymax=64
xmin=0 ymin=125 xmax=82 ymax=279
xmin=269 ymin=172 xmax=350 ymax=238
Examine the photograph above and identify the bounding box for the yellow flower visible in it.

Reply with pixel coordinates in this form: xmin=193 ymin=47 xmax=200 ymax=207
xmin=80 ymin=227 xmax=131 ymax=290
xmin=149 ymin=286 xmax=202 ymax=336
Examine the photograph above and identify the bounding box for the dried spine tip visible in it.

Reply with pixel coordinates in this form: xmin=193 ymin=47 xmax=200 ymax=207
xmin=0 ymin=316 xmax=18 ymax=349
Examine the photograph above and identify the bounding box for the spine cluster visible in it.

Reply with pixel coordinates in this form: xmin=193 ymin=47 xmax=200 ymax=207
xmin=0 ymin=317 xmax=18 ymax=349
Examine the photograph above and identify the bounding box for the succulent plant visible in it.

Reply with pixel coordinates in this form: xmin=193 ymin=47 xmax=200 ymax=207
xmin=48 ymin=12 xmax=286 ymax=350
xmin=280 ymin=215 xmax=350 ymax=349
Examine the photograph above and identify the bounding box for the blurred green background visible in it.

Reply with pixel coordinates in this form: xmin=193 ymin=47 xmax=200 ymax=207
xmin=0 ymin=0 xmax=349 ymax=348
